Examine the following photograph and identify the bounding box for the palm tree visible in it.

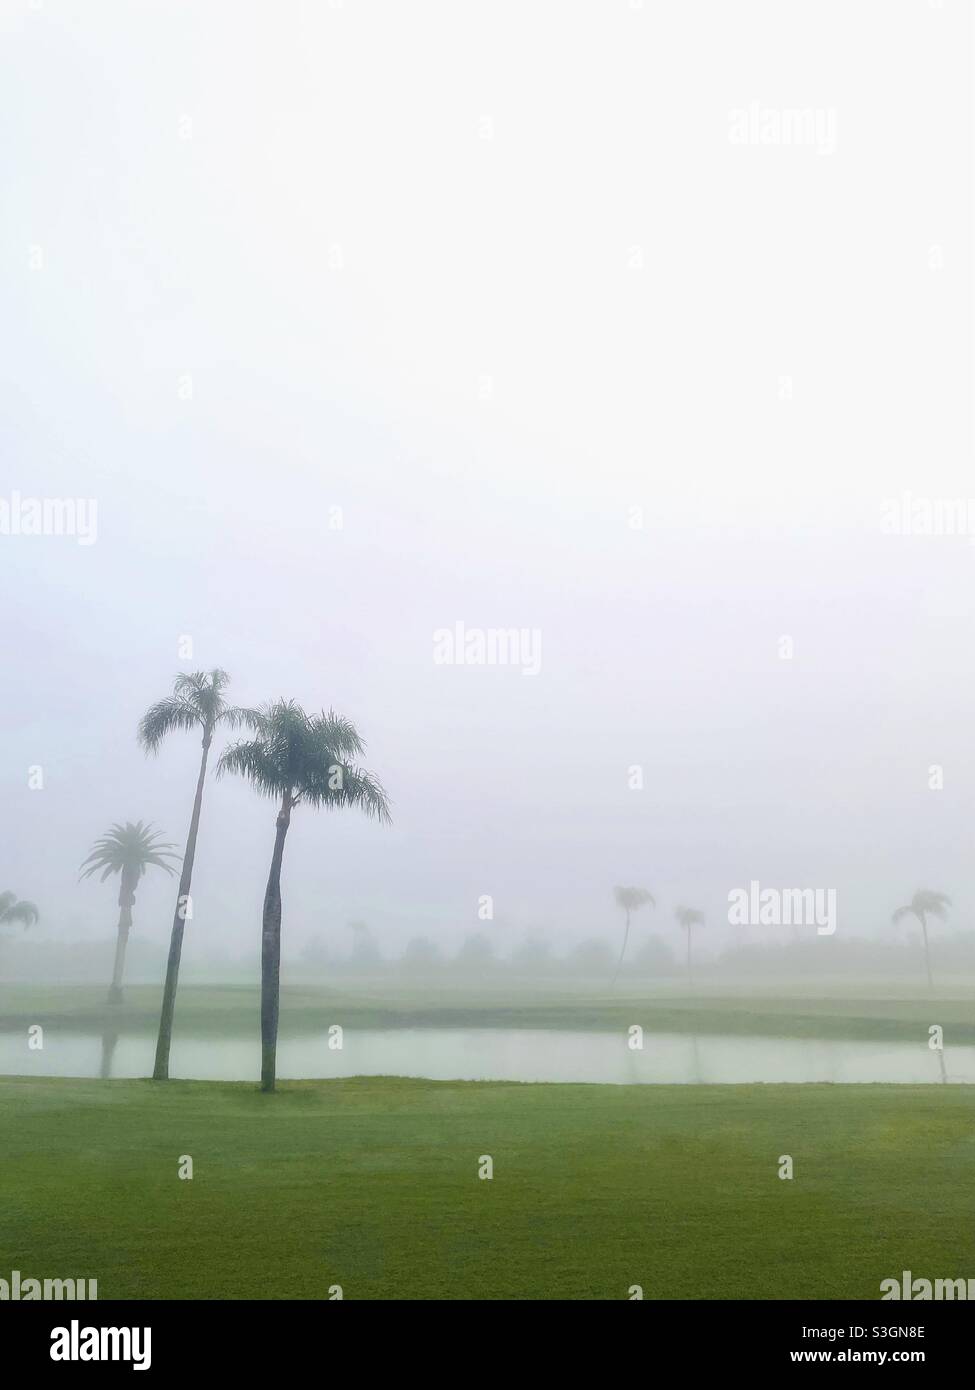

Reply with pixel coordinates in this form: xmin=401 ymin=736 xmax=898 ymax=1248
xmin=217 ymin=701 xmax=390 ymax=1092
xmin=892 ymin=890 xmax=950 ymax=989
xmin=675 ymin=905 xmax=705 ymax=985
xmin=139 ymin=669 xmax=245 ymax=1079
xmin=611 ymin=886 xmax=654 ymax=986
xmin=0 ymin=891 xmax=39 ymax=931
xmin=80 ymin=821 xmax=179 ymax=1005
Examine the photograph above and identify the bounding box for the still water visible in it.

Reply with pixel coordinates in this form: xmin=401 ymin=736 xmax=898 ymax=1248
xmin=0 ymin=1028 xmax=967 ymax=1084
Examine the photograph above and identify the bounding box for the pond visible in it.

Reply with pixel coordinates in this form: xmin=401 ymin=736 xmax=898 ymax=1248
xmin=0 ymin=1027 xmax=967 ymax=1084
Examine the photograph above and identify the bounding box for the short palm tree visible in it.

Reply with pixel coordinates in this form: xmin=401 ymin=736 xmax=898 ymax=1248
xmin=217 ymin=700 xmax=390 ymax=1092
xmin=612 ymin=885 xmax=655 ymax=986
xmin=675 ymin=905 xmax=705 ymax=985
xmin=0 ymin=891 xmax=39 ymax=931
xmin=139 ymin=669 xmax=245 ymax=1079
xmin=80 ymin=821 xmax=179 ymax=1005
xmin=892 ymin=890 xmax=950 ymax=989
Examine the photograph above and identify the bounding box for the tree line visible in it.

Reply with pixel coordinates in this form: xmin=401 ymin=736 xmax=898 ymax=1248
xmin=4 ymin=671 xmax=954 ymax=1089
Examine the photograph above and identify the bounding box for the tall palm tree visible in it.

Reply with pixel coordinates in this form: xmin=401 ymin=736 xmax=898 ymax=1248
xmin=892 ymin=889 xmax=950 ymax=989
xmin=675 ymin=905 xmax=705 ymax=985
xmin=0 ymin=891 xmax=39 ymax=931
xmin=611 ymin=885 xmax=654 ymax=986
xmin=139 ymin=669 xmax=245 ymax=1079
xmin=217 ymin=700 xmax=390 ymax=1092
xmin=80 ymin=821 xmax=179 ymax=1005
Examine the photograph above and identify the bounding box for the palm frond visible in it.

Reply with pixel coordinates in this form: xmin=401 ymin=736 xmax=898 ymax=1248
xmin=80 ymin=821 xmax=180 ymax=880
xmin=218 ymin=699 xmax=391 ymax=825
xmin=0 ymin=894 xmax=39 ymax=929
xmin=1 ymin=900 xmax=39 ymax=929
xmin=217 ymin=704 xmax=250 ymax=732
xmin=138 ymin=696 xmax=200 ymax=753
xmin=893 ymin=891 xmax=952 ymax=925
xmin=173 ymin=668 xmax=230 ymax=703
xmin=299 ymin=762 xmax=392 ymax=821
xmin=314 ymin=709 xmax=366 ymax=759
xmin=139 ymin=669 xmax=241 ymax=751
xmin=216 ymin=738 xmax=290 ymax=799
xmin=613 ymin=886 xmax=654 ymax=912
xmin=914 ymin=889 xmax=951 ymax=920
xmin=675 ymin=905 xmax=705 ymax=929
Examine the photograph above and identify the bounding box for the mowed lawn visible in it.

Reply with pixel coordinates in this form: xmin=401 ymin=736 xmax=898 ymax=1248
xmin=5 ymin=980 xmax=975 ymax=1042
xmin=2 ymin=1077 xmax=974 ymax=1299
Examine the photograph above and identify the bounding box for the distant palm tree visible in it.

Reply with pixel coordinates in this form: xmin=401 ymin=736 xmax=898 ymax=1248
xmin=892 ymin=890 xmax=950 ymax=989
xmin=217 ymin=701 xmax=390 ymax=1092
xmin=139 ymin=669 xmax=245 ymax=1079
xmin=612 ymin=886 xmax=655 ymax=986
xmin=0 ymin=891 xmax=39 ymax=931
xmin=675 ymin=905 xmax=705 ymax=985
xmin=80 ymin=822 xmax=179 ymax=1005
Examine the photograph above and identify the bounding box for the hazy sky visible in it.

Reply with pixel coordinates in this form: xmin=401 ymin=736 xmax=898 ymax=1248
xmin=2 ymin=1 xmax=972 ymax=962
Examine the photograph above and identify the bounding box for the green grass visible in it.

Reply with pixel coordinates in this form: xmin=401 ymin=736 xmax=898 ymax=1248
xmin=1 ymin=1075 xmax=973 ymax=1299
xmin=5 ymin=978 xmax=973 ymax=1045
xmin=3 ymin=980 xmax=975 ymax=1043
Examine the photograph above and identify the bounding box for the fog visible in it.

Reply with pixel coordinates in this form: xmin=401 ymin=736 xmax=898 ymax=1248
xmin=2 ymin=1 xmax=972 ymax=986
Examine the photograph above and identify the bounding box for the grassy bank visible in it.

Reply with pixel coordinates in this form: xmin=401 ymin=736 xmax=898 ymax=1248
xmin=1 ymin=1075 xmax=973 ymax=1299
xmin=2 ymin=980 xmax=975 ymax=1044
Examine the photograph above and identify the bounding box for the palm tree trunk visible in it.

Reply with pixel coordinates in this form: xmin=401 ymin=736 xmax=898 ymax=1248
xmin=611 ymin=909 xmax=631 ymax=988
xmin=920 ymin=913 xmax=933 ymax=989
xmin=261 ymin=789 xmax=292 ymax=1092
xmin=99 ymin=1028 xmax=119 ymax=1079
xmin=690 ymin=1031 xmax=702 ymax=1084
xmin=153 ymin=734 xmax=211 ymax=1080
xmin=108 ymin=871 xmax=136 ymax=1005
xmin=686 ymin=928 xmax=693 ymax=987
